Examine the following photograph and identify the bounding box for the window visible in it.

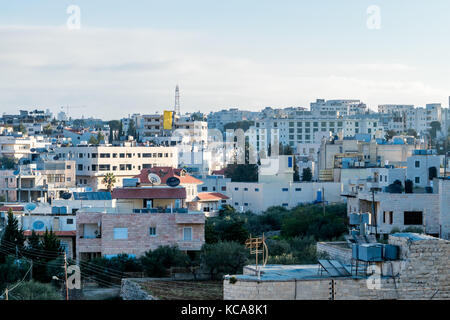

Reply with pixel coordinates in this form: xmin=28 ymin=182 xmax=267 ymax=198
xmin=183 ymin=227 xmax=192 ymax=241
xmin=415 ymin=177 xmax=420 ymax=184
xmin=221 ymin=186 xmax=226 ymax=191
xmin=234 ymin=187 xmax=239 ymax=191
xmin=202 ymin=186 xmax=208 ymax=191
xmin=282 ymin=188 xmax=289 ymax=192
xmin=404 ymin=211 xmax=423 ymax=225
xmin=415 ymin=160 xmax=420 ymax=168
xmin=67 ymin=219 xmax=74 ymax=224
xmin=77 ymin=164 xmax=83 ymax=171
xmin=244 ymin=203 xmax=249 ymax=206
xmin=282 ymin=203 xmax=288 ymax=207
xmin=66 ymin=165 xmax=71 ymax=169
xmin=295 ymin=188 xmax=302 ymax=192
xmin=244 ymin=188 xmax=248 ymax=191
xmin=149 ymin=227 xmax=157 ymax=236
xmin=113 ymin=228 xmax=128 ymax=239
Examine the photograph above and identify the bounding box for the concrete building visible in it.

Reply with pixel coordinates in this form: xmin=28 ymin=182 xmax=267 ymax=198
xmin=406 ymin=150 xmax=440 ymax=188
xmin=310 ymin=99 xmax=367 ymax=116
xmin=76 ymin=185 xmax=205 ymax=260
xmin=0 ymin=135 xmax=50 ymax=161
xmin=54 ymin=145 xmax=178 ymax=191
xmin=226 ymin=156 xmax=343 ymax=213
xmin=0 ymin=160 xmax=76 ymax=202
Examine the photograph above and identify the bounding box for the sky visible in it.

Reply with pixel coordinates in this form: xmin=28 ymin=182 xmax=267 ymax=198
xmin=0 ymin=0 xmax=450 ymax=120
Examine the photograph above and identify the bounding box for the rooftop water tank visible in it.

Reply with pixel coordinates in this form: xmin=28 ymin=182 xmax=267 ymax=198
xmin=383 ymin=244 xmax=399 ymax=260
xmin=358 ymin=244 xmax=383 ymax=262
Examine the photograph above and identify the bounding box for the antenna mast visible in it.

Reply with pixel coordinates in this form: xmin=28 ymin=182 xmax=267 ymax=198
xmin=174 ymin=85 xmax=180 ymax=115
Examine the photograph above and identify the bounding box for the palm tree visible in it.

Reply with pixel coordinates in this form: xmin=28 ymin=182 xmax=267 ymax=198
xmin=102 ymin=172 xmax=116 ymax=192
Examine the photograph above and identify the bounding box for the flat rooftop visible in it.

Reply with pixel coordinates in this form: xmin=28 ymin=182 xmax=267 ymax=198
xmin=230 ymin=264 xmax=354 ymax=282
xmin=392 ymin=233 xmax=439 ymax=241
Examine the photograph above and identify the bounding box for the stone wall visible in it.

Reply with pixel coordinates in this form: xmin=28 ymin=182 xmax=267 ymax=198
xmin=120 ymin=279 xmax=157 ymax=300
xmin=224 ymin=235 xmax=450 ymax=300
xmin=316 ymin=242 xmax=352 ymax=264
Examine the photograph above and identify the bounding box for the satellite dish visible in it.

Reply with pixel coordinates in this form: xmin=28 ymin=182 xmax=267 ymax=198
xmin=61 ymin=192 xmax=72 ymax=200
xmin=30 ymin=148 xmax=36 ymax=152
xmin=147 ymin=173 xmax=161 ymax=185
xmin=53 ymin=155 xmax=59 ymax=160
xmin=13 ymin=169 xmax=20 ymax=175
xmin=166 ymin=176 xmax=180 ymax=187
xmin=25 ymin=203 xmax=37 ymax=212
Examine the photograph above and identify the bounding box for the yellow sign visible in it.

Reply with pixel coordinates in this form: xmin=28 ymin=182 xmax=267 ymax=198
xmin=163 ymin=110 xmax=173 ymax=130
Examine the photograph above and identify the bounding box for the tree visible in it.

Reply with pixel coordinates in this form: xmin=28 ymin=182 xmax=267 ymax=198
xmin=43 ymin=124 xmax=53 ymax=136
xmin=200 ymin=241 xmax=248 ymax=280
xmin=386 ymin=179 xmax=403 ymax=194
xmin=0 ymin=156 xmax=17 ymax=170
xmin=88 ymin=135 xmax=98 ymax=145
xmin=384 ymin=130 xmax=397 ymax=141
xmin=406 ymin=128 xmax=418 ymax=138
xmin=0 ymin=256 xmax=31 ymax=292
xmin=281 ymin=204 xmax=347 ymax=240
xmin=102 ymin=172 xmax=116 ymax=192
xmin=96 ymin=132 xmax=105 ymax=144
xmin=0 ymin=209 xmax=25 ymax=262
xmin=429 ymin=121 xmax=441 ymax=139
xmin=41 ymin=229 xmax=64 ymax=261
xmin=302 ymin=167 xmax=312 ymax=182
xmin=139 ymin=246 xmax=189 ymax=277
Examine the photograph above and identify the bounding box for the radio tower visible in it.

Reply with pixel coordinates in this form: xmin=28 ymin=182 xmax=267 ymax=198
xmin=174 ymin=85 xmax=180 ymax=115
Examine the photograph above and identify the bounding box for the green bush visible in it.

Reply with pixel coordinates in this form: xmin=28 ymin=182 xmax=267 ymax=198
xmin=139 ymin=246 xmax=189 ymax=277
xmin=201 ymin=241 xmax=248 ymax=280
xmin=7 ymin=280 xmax=61 ymax=300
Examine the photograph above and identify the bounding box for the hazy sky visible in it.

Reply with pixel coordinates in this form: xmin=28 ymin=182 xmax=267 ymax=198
xmin=1 ymin=0 xmax=450 ymax=120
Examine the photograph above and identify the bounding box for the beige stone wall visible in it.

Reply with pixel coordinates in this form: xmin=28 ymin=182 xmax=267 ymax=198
xmin=224 ymin=236 xmax=450 ymax=300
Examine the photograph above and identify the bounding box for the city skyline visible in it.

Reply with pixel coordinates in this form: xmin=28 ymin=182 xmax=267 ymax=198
xmin=1 ymin=1 xmax=450 ymax=119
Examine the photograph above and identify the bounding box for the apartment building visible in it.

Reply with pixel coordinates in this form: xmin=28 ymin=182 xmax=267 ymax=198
xmin=317 ymin=136 xmax=424 ymax=181
xmin=54 ymin=145 xmax=178 ymax=191
xmin=0 ymin=160 xmax=76 ymax=202
xmin=225 ymin=155 xmax=342 ymax=213
xmin=310 ymin=99 xmax=367 ymax=116
xmin=207 ymin=108 xmax=259 ymax=131
xmin=0 ymin=135 xmax=50 ymax=161
xmin=76 ymin=185 xmax=205 ymax=260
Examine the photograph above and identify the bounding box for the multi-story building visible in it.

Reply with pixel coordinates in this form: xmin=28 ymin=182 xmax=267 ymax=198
xmin=76 ymin=185 xmax=205 ymax=260
xmin=0 ymin=159 xmax=76 ymax=202
xmin=225 ymin=155 xmax=342 ymax=213
xmin=310 ymin=99 xmax=367 ymax=116
xmin=207 ymin=108 xmax=259 ymax=131
xmin=0 ymin=135 xmax=50 ymax=161
xmin=54 ymin=145 xmax=178 ymax=191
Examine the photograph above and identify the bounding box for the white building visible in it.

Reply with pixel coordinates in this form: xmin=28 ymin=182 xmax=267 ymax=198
xmin=54 ymin=145 xmax=178 ymax=191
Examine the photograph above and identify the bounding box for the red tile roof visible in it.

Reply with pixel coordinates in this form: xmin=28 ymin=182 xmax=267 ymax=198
xmin=24 ymin=230 xmax=76 ymax=237
xmin=0 ymin=206 xmax=24 ymax=212
xmin=196 ymin=192 xmax=229 ymax=202
xmin=211 ymin=168 xmax=226 ymax=176
xmin=112 ymin=187 xmax=186 ymax=199
xmin=134 ymin=167 xmax=203 ymax=185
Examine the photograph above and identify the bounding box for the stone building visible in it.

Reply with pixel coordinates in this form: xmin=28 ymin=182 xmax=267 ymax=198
xmin=223 ymin=233 xmax=450 ymax=300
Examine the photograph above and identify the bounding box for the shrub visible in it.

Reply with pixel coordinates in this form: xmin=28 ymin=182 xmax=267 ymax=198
xmin=201 ymin=241 xmax=248 ymax=280
xmin=139 ymin=246 xmax=189 ymax=277
xmin=7 ymin=280 xmax=61 ymax=300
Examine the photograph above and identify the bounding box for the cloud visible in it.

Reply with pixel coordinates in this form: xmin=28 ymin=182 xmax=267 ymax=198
xmin=0 ymin=25 xmax=448 ymax=119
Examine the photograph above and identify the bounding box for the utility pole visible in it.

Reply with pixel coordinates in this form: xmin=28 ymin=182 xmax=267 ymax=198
xmin=5 ymin=288 xmax=8 ymax=301
xmin=64 ymin=253 xmax=69 ymax=301
xmin=371 ymin=187 xmax=378 ymax=237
